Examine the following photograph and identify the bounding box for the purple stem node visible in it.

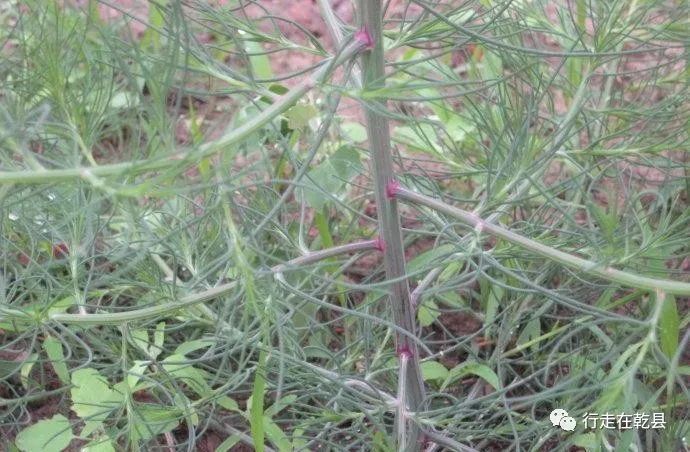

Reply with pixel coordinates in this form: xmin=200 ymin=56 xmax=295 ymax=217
xmin=374 ymin=236 xmax=386 ymax=252
xmin=355 ymin=27 xmax=374 ymax=49
xmin=396 ymin=345 xmax=412 ymax=359
xmin=386 ymin=179 xmax=401 ymax=199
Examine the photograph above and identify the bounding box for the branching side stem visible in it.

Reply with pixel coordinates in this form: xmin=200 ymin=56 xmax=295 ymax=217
xmin=0 ymin=40 xmax=366 ymax=186
xmin=394 ymin=186 xmax=690 ymax=295
xmin=0 ymin=240 xmax=380 ymax=326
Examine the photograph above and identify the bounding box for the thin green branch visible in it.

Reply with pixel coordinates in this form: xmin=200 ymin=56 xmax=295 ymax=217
xmin=317 ymin=0 xmax=345 ymax=46
xmin=0 ymin=39 xmax=366 ymax=186
xmin=409 ymin=0 xmax=683 ymax=57
xmin=0 ymin=240 xmax=378 ymax=326
xmin=271 ymin=239 xmax=377 ymax=273
xmin=394 ymin=186 xmax=690 ymax=295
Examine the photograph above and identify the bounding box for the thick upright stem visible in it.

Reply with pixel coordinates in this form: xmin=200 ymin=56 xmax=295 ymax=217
xmin=356 ymin=1 xmax=426 ymax=447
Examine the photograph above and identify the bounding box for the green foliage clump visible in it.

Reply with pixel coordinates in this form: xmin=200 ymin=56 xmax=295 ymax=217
xmin=0 ymin=0 xmax=688 ymax=450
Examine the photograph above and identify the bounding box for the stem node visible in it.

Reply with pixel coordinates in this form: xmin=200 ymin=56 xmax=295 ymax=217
xmin=386 ymin=179 xmax=401 ymax=199
xmin=374 ymin=236 xmax=386 ymax=252
xmin=397 ymin=345 xmax=413 ymax=359
xmin=355 ymin=27 xmax=374 ymax=49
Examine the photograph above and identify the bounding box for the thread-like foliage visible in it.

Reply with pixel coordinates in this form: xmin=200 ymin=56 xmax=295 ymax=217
xmin=1 ymin=0 xmax=688 ymax=450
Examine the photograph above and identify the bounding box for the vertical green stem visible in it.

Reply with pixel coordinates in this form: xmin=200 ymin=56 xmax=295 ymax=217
xmin=356 ymin=1 xmax=426 ymax=448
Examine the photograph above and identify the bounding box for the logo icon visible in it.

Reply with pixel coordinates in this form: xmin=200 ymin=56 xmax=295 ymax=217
xmin=550 ymin=409 xmax=576 ymax=431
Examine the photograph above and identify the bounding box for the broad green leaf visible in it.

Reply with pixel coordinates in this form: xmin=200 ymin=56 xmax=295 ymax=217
xmin=263 ymin=416 xmax=291 ymax=452
xmin=329 ymin=146 xmax=362 ymax=177
xmin=393 ymin=124 xmax=441 ymax=154
xmin=595 ymin=378 xmax=626 ymax=412
xmin=141 ymin=0 xmax=167 ymax=50
xmin=302 ymin=146 xmax=362 ymax=210
xmin=592 ymin=345 xmax=644 ymax=412
xmin=285 ymin=103 xmax=318 ymax=130
xmin=108 ymin=91 xmax=139 ymax=109
xmin=82 ymin=438 xmax=116 ymax=452
xmin=173 ymin=393 xmax=199 ymax=426
xmin=268 ymin=84 xmax=289 ymax=95
xmin=186 ymin=104 xmax=204 ymax=145
xmin=48 ymin=296 xmax=76 ymax=316
xmin=516 ymin=318 xmax=540 ymax=354
xmin=129 ymin=329 xmax=150 ymax=355
xmin=480 ymin=279 xmax=502 ymax=328
xmin=407 ymin=244 xmax=455 ymax=273
xmin=250 ymin=349 xmax=268 ymax=452
xmin=243 ymin=35 xmax=273 ymax=80
xmin=341 ymin=122 xmax=367 ymax=143
xmin=438 ymin=261 xmax=461 ymax=283
xmin=197 ymin=156 xmax=212 ymax=179
xmin=616 ymin=429 xmax=635 ymax=452
xmin=43 ymin=335 xmax=70 ymax=384
xmin=631 ymin=378 xmax=655 ymax=407
xmin=611 ymin=343 xmax=643 ymax=375
xmin=442 ymin=361 xmax=500 ymax=391
xmin=162 ymin=354 xmax=211 ymax=396
xmin=131 ymin=405 xmax=180 ymax=441
xmin=417 ymin=299 xmax=439 ymax=327
xmin=174 ymin=338 xmax=214 ymax=356
xmin=71 ymin=368 xmax=123 ymax=421
xmin=126 ymin=360 xmax=149 ymax=389
xmin=80 ymin=420 xmax=103 ymax=438
xmin=20 ymin=353 xmax=37 ymax=389
xmin=303 ymin=333 xmax=333 ymax=359
xmin=152 ymin=322 xmax=165 ymax=359
xmin=476 ymin=45 xmax=502 ymax=81
xmin=420 ymin=360 xmax=449 ymax=382
xmin=15 ymin=414 xmax=74 ymax=452
xmin=259 ymin=83 xmax=289 ymax=103
xmin=658 ymin=292 xmax=679 ymax=359
xmin=227 ymin=101 xmax=276 ymax=151
xmin=436 ymin=291 xmax=465 ymax=308
xmin=416 ymin=88 xmax=448 ymax=121
xmin=594 ymin=287 xmax=617 ymax=308
xmin=443 ymin=115 xmax=475 ymax=144
xmin=265 ymin=394 xmax=298 ymax=417
xmin=301 ymin=159 xmax=338 ymax=208
xmin=569 ymin=355 xmax=606 ymax=381
xmin=218 ymin=396 xmax=241 ymax=412
xmin=291 ymin=428 xmax=308 ymax=450
xmin=571 ymin=432 xmax=599 ymax=451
